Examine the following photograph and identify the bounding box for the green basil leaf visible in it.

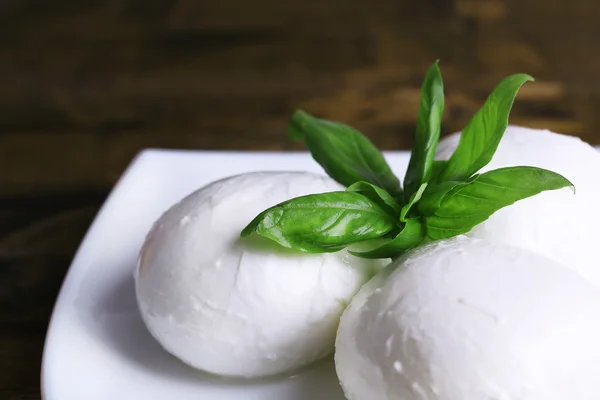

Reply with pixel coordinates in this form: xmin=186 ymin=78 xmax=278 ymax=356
xmin=404 ymin=61 xmax=445 ymax=198
xmin=440 ymin=74 xmax=534 ymax=182
xmin=430 ymin=160 xmax=448 ymax=183
xmin=350 ymin=218 xmax=424 ymax=259
xmin=417 ymin=180 xmax=467 ymax=216
xmin=289 ymin=110 xmax=402 ymax=198
xmin=347 ymin=181 xmax=402 ymax=214
xmin=241 ymin=191 xmax=397 ymax=253
xmin=400 ymin=183 xmax=428 ymax=222
xmin=426 ymin=166 xmax=574 ymax=240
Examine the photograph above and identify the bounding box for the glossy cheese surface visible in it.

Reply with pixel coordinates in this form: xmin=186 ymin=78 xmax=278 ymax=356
xmin=336 ymin=237 xmax=600 ymax=400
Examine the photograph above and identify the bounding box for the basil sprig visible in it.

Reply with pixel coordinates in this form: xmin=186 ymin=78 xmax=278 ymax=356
xmin=403 ymin=61 xmax=444 ymax=199
xmin=289 ymin=110 xmax=403 ymax=200
xmin=440 ymin=74 xmax=534 ymax=182
xmin=241 ymin=62 xmax=574 ymax=258
xmin=425 ymin=166 xmax=574 ymax=239
xmin=346 ymin=181 xmax=402 ymax=214
xmin=240 ymin=191 xmax=396 ymax=253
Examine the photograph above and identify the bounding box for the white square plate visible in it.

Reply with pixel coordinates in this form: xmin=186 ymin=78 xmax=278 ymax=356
xmin=41 ymin=149 xmax=411 ymax=400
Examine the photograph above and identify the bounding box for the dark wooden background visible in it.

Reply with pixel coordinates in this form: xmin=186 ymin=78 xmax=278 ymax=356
xmin=3 ymin=0 xmax=600 ymax=398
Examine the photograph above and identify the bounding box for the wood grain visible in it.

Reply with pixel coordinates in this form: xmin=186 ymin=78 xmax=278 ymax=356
xmin=2 ymin=0 xmax=600 ymax=398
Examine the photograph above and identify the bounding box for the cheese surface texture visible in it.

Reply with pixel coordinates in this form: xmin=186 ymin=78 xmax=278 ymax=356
xmin=136 ymin=171 xmax=382 ymax=378
xmin=336 ymin=237 xmax=600 ymax=400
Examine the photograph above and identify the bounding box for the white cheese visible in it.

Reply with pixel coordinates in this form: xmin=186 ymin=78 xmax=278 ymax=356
xmin=336 ymin=237 xmax=600 ymax=400
xmin=435 ymin=126 xmax=600 ymax=287
xmin=135 ymin=171 xmax=383 ymax=378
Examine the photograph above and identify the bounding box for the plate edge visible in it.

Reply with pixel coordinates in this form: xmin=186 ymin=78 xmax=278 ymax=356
xmin=40 ymin=149 xmax=156 ymax=399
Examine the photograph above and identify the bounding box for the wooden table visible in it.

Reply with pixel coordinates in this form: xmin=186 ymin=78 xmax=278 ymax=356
xmin=3 ymin=0 xmax=600 ymax=398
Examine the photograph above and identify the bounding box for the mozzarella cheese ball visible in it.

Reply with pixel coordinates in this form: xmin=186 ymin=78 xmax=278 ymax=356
xmin=135 ymin=171 xmax=383 ymax=378
xmin=435 ymin=126 xmax=600 ymax=287
xmin=336 ymin=237 xmax=600 ymax=400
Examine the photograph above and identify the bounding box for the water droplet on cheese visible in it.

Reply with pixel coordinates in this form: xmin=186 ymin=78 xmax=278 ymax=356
xmin=385 ymin=335 xmax=395 ymax=357
xmin=393 ymin=361 xmax=403 ymax=373
xmin=412 ymin=382 xmax=427 ymax=398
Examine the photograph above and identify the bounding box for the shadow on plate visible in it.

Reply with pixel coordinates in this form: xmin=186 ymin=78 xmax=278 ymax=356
xmin=88 ymin=270 xmax=202 ymax=382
